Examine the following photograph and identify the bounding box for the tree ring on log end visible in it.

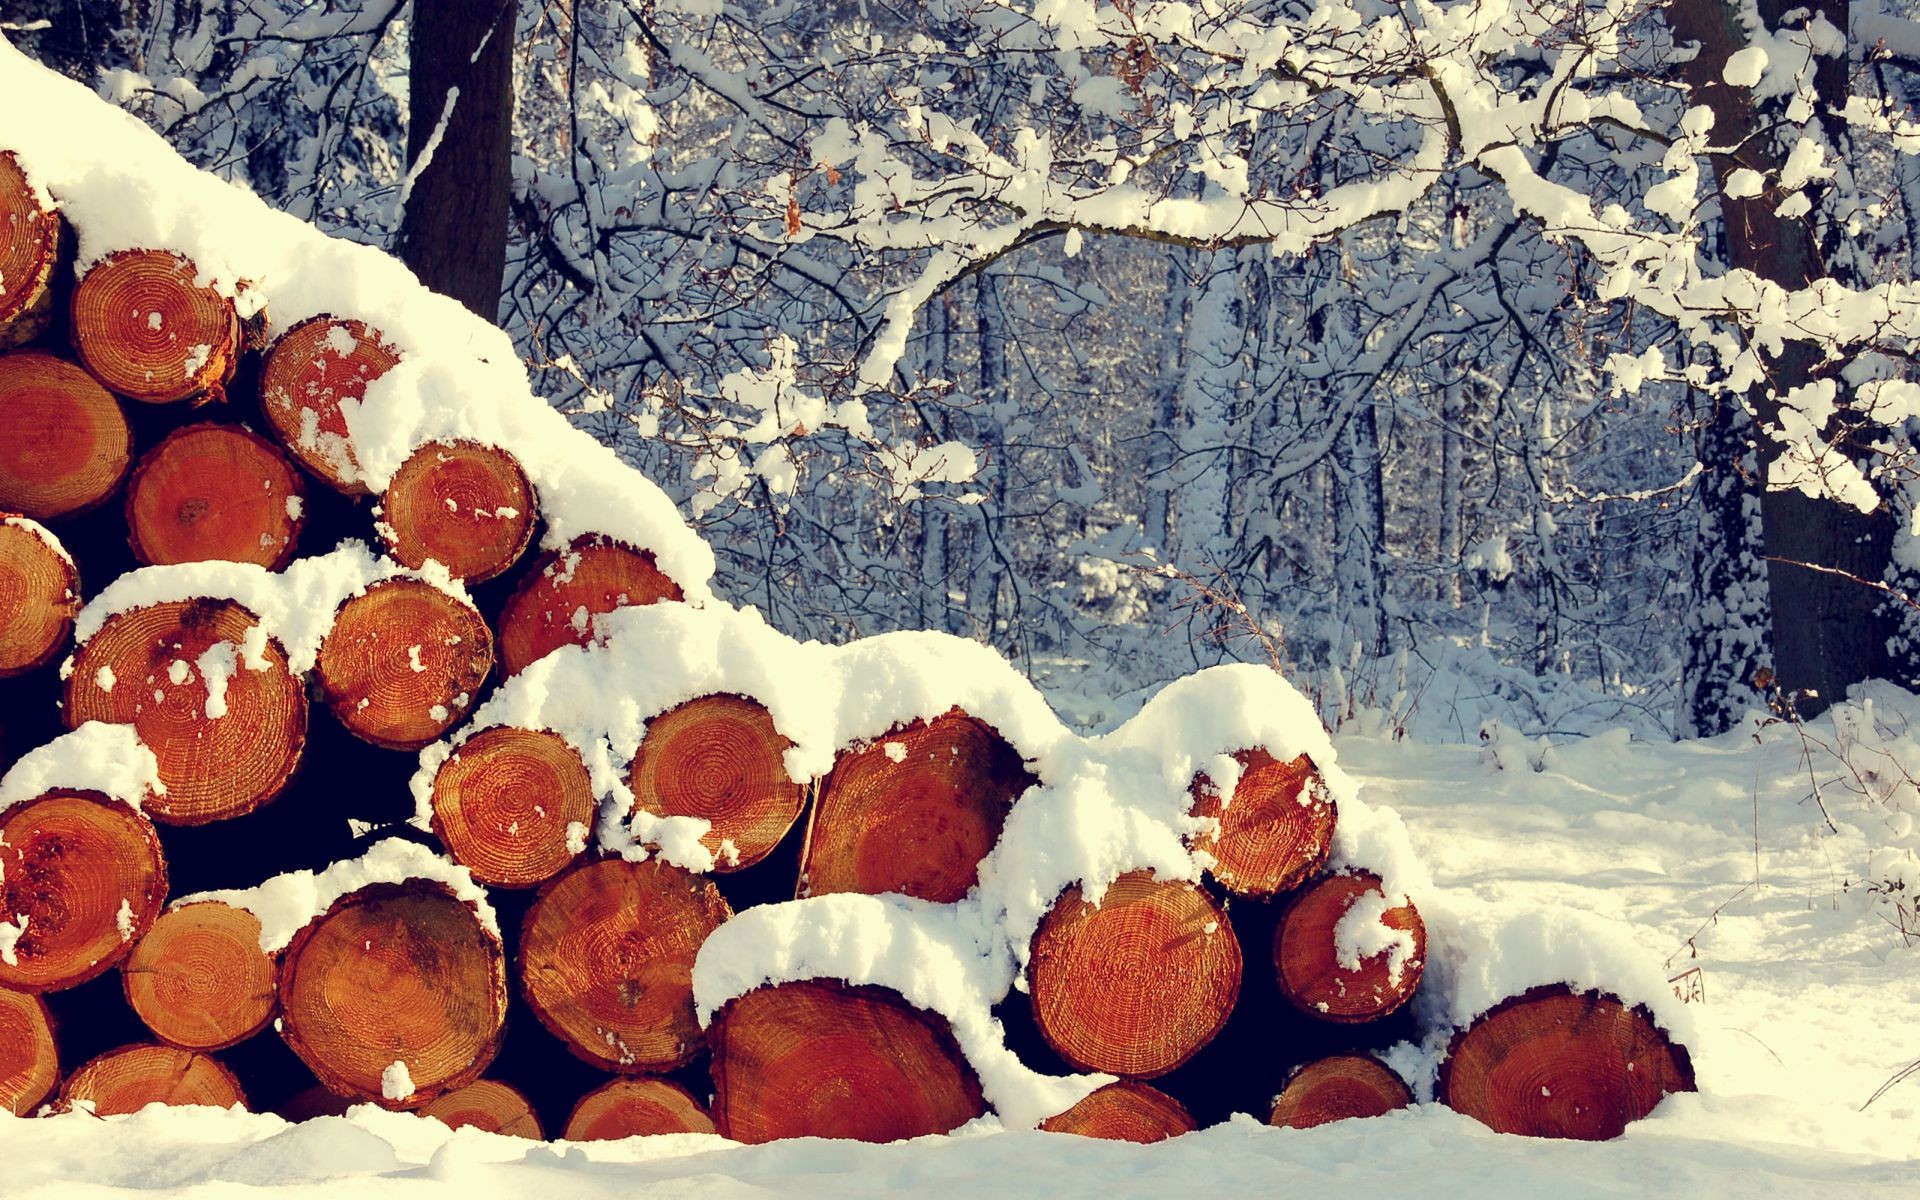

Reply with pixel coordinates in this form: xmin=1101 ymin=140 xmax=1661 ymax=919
xmin=0 ymin=790 xmax=166 ymax=993
xmin=628 ymin=694 xmax=806 ymax=872
xmin=71 ymin=250 xmax=239 ymax=404
xmin=380 ymin=440 xmax=535 ymax=582
xmin=123 ymin=900 xmax=275 ymax=1052
xmin=0 ymin=517 xmax=78 ymax=677
xmin=563 ymin=1077 xmax=716 ymax=1141
xmin=0 ymin=988 xmax=59 ymax=1115
xmin=1039 ymin=1079 xmax=1197 ymax=1142
xmin=316 ymin=577 xmax=493 ymax=751
xmin=0 ymin=153 xmax=61 ymax=346
xmin=1268 ymin=1054 xmax=1412 ymax=1129
xmin=258 ymin=315 xmax=400 ymax=493
xmin=497 ymin=535 xmax=682 ymax=676
xmin=422 ymin=1079 xmax=543 ymax=1139
xmin=125 ymin=424 xmax=305 ymax=569
xmin=1189 ymin=748 xmax=1336 ymax=898
xmin=59 ymin=1043 xmax=246 ymax=1114
xmin=429 ymin=726 xmax=596 ymax=887
xmin=0 ymin=353 xmax=130 ymax=520
xmin=1273 ymin=870 xmax=1425 ymax=1023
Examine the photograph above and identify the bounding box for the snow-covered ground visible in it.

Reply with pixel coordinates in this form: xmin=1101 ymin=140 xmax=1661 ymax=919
xmin=6 ymin=693 xmax=1917 ymax=1197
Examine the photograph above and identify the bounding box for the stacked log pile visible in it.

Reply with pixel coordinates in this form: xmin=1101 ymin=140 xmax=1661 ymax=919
xmin=0 ymin=141 xmax=1697 ymax=1146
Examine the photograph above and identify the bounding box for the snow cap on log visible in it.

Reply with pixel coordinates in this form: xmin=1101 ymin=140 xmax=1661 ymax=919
xmin=0 ymin=721 xmax=161 ymax=814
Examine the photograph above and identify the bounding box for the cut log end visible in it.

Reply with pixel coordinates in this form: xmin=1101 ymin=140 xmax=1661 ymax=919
xmin=1038 ymin=1080 xmax=1197 ymax=1143
xmin=277 ymin=881 xmax=507 ymax=1109
xmin=564 ymin=1078 xmax=715 ymax=1141
xmin=59 ymin=1044 xmax=246 ymax=1115
xmin=380 ymin=440 xmax=535 ymax=583
xmin=421 ymin=1080 xmax=543 ymax=1139
xmin=1273 ymin=871 xmax=1426 ymax=1024
xmin=123 ymin=900 xmax=275 ymax=1052
xmin=710 ymin=979 xmax=986 ymax=1145
xmin=0 ymin=517 xmax=78 ymax=678
xmin=497 ymin=536 xmax=682 ymax=676
xmin=1439 ymin=986 xmax=1696 ymax=1140
xmin=0 ymin=352 xmax=130 ymax=521
xmin=0 ymin=988 xmax=58 ymax=1115
xmin=429 ymin=726 xmax=596 ymax=887
xmin=71 ymin=250 xmax=240 ymax=404
xmin=258 ymin=316 xmax=400 ymax=493
xmin=0 ymin=153 xmax=61 ymax=347
xmin=125 ymin=424 xmax=305 ymax=569
xmin=802 ymin=708 xmax=1033 ymax=903
xmin=1268 ymin=1055 xmax=1413 ymax=1130
xmin=1190 ymin=749 xmax=1335 ymax=898
xmin=316 ymin=578 xmax=492 ymax=751
xmin=0 ymin=790 xmax=166 ymax=993
xmin=520 ymin=858 xmax=731 ymax=1074
xmin=628 ymin=694 xmax=806 ymax=872
xmin=65 ymin=599 xmax=307 ymax=826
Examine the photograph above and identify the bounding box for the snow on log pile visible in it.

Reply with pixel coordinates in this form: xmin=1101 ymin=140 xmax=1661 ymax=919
xmin=0 ymin=40 xmax=1695 ymax=1142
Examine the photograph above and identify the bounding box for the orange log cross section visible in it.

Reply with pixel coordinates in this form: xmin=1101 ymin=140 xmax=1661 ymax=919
xmin=628 ymin=694 xmax=807 ymax=872
xmin=1190 ymin=749 xmax=1336 ymax=898
xmin=564 ymin=1077 xmax=716 ymax=1141
xmin=122 ymin=900 xmax=276 ymax=1052
xmin=59 ymin=1044 xmax=246 ymax=1114
xmin=125 ymin=424 xmax=305 ymax=569
xmin=65 ymin=599 xmax=307 ymax=825
xmin=1027 ymin=869 xmax=1242 ymax=1078
xmin=1273 ymin=871 xmax=1426 ymax=1023
xmin=428 ymin=726 xmax=596 ymax=887
xmin=1038 ymin=1080 xmax=1198 ymax=1143
xmin=258 ymin=316 xmax=401 ymax=493
xmin=0 ymin=353 xmax=130 ymax=520
xmin=1438 ymin=985 xmax=1696 ymax=1140
xmin=71 ymin=250 xmax=240 ymax=404
xmin=0 ymin=152 xmax=60 ymax=347
xmin=801 ymin=708 xmax=1034 ymax=903
xmin=0 ymin=988 xmax=58 ymax=1115
xmin=0 ymin=517 xmax=77 ymax=677
xmin=380 ymin=440 xmax=535 ymax=583
xmin=519 ymin=858 xmax=732 ymax=1073
xmin=1268 ymin=1054 xmax=1413 ymax=1129
xmin=421 ymin=1079 xmax=543 ymax=1139
xmin=497 ymin=535 xmax=682 ymax=676
xmin=276 ymin=881 xmax=507 ymax=1109
xmin=0 ymin=790 xmax=166 ymax=993
xmin=315 ymin=577 xmax=493 ymax=751
xmin=709 ymin=979 xmax=986 ymax=1144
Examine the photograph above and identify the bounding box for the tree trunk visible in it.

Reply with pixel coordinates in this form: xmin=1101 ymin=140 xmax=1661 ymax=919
xmin=0 ymin=790 xmax=167 ymax=993
xmin=0 ymin=152 xmax=62 ymax=348
xmin=565 ymin=1077 xmax=715 ymax=1141
xmin=59 ymin=1044 xmax=246 ymax=1115
xmin=497 ymin=535 xmax=682 ymax=676
xmin=1039 ymin=1079 xmax=1197 ymax=1143
xmin=258 ymin=316 xmax=402 ymax=495
xmin=1679 ymin=388 xmax=1770 ymax=735
xmin=422 ymin=1079 xmax=543 ymax=1138
xmin=380 ymin=439 xmax=536 ymax=583
xmin=122 ymin=900 xmax=276 ymax=1052
xmin=0 ymin=987 xmax=58 ymax=1115
xmin=1267 ymin=1054 xmax=1413 ymax=1129
xmin=1272 ymin=871 xmax=1425 ymax=1023
xmin=1188 ymin=749 xmax=1336 ymax=898
xmin=314 ymin=577 xmax=493 ymax=751
xmin=0 ymin=516 xmax=77 ymax=678
xmin=0 ymin=354 xmax=131 ymax=522
xmin=70 ymin=250 xmax=240 ymax=404
xmin=427 ymin=725 xmax=597 ymax=888
xmin=627 ymin=694 xmax=808 ymax=872
xmin=125 ymin=424 xmax=306 ymax=570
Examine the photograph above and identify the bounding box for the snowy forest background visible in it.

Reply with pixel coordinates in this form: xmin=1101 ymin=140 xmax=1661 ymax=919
xmin=10 ymin=0 xmax=1920 ymax=743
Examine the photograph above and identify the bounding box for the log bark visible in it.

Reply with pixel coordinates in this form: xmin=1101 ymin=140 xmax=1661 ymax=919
xmin=709 ymin=979 xmax=986 ymax=1144
xmin=0 ymin=352 xmax=130 ymax=520
xmin=1038 ymin=1079 xmax=1197 ymax=1142
xmin=59 ymin=1043 xmax=246 ymax=1114
xmin=1438 ymin=985 xmax=1696 ymax=1140
xmin=1273 ymin=871 xmax=1425 ymax=1023
xmin=1027 ymin=869 xmax=1241 ymax=1077
xmin=258 ymin=316 xmax=401 ymax=494
xmin=428 ymin=726 xmax=596 ymax=887
xmin=314 ymin=577 xmax=493 ymax=751
xmin=379 ymin=440 xmax=535 ymax=583
xmin=276 ymin=880 xmax=507 ymax=1109
xmin=518 ymin=858 xmax=731 ymax=1074
xmin=800 ymin=708 xmax=1034 ymax=903
xmin=0 ymin=790 xmax=166 ymax=993
xmin=64 ymin=599 xmax=307 ymax=825
xmin=0 ymin=152 xmax=61 ymax=348
xmin=628 ymin=694 xmax=807 ymax=872
xmin=496 ymin=535 xmax=682 ymax=676
xmin=564 ymin=1077 xmax=715 ymax=1141
xmin=125 ymin=424 xmax=305 ymax=569
xmin=422 ymin=1079 xmax=543 ymax=1138
xmin=1267 ymin=1054 xmax=1412 ymax=1129
xmin=1189 ymin=749 xmax=1336 ymax=898
xmin=122 ymin=900 xmax=275 ymax=1053
xmin=0 ymin=516 xmax=77 ymax=677
xmin=0 ymin=987 xmax=58 ymax=1115
xmin=70 ymin=250 xmax=240 ymax=404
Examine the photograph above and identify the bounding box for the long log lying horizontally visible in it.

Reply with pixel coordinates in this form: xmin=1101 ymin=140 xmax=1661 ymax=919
xmin=0 ymin=987 xmax=58 ymax=1115
xmin=59 ymin=1043 xmax=246 ymax=1114
xmin=564 ymin=1077 xmax=716 ymax=1141
xmin=258 ymin=315 xmax=400 ymax=493
xmin=427 ymin=726 xmax=596 ymax=888
xmin=1268 ymin=1054 xmax=1412 ymax=1129
xmin=628 ymin=694 xmax=807 ymax=872
xmin=70 ymin=250 xmax=240 ymax=404
xmin=125 ymin=424 xmax=305 ymax=569
xmin=0 ymin=516 xmax=77 ymax=678
xmin=1272 ymin=871 xmax=1425 ymax=1023
xmin=1189 ymin=749 xmax=1336 ymax=898
xmin=314 ymin=577 xmax=492 ymax=751
xmin=379 ymin=440 xmax=535 ymax=583
xmin=0 ymin=353 xmax=130 ymax=521
xmin=496 ymin=535 xmax=681 ymax=676
xmin=1039 ymin=1080 xmax=1197 ymax=1143
xmin=0 ymin=790 xmax=166 ymax=993
xmin=122 ymin=900 xmax=275 ymax=1052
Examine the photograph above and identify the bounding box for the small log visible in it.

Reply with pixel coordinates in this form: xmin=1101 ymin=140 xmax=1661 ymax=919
xmin=428 ymin=726 xmax=596 ymax=887
xmin=1028 ymin=870 xmax=1241 ymax=1078
xmin=1438 ymin=985 xmax=1696 ymax=1140
xmin=65 ymin=598 xmax=307 ymax=825
xmin=0 ymin=152 xmax=61 ymax=348
xmin=421 ymin=1079 xmax=543 ymax=1138
xmin=519 ymin=858 xmax=731 ymax=1073
xmin=0 ymin=987 xmax=58 ymax=1115
xmin=0 ymin=516 xmax=78 ymax=677
xmin=564 ymin=1078 xmax=715 ymax=1141
xmin=276 ymin=880 xmax=507 ymax=1108
xmin=257 ymin=316 xmax=401 ymax=493
xmin=125 ymin=424 xmax=305 ymax=569
xmin=314 ymin=577 xmax=493 ymax=751
xmin=497 ymin=535 xmax=681 ymax=676
xmin=0 ymin=790 xmax=167 ymax=993
xmin=709 ymin=979 xmax=986 ymax=1144
xmin=275 ymin=1084 xmax=355 ymax=1121
xmin=122 ymin=900 xmax=275 ymax=1053
xmin=379 ymin=440 xmax=535 ymax=583
xmin=628 ymin=694 xmax=807 ymax=872
xmin=1189 ymin=749 xmax=1336 ymax=898
xmin=1038 ymin=1080 xmax=1197 ymax=1142
xmin=1272 ymin=871 xmax=1425 ymax=1023
xmin=1268 ymin=1054 xmax=1412 ymax=1129
xmin=0 ymin=352 xmax=130 ymax=520
xmin=70 ymin=249 xmax=240 ymax=404
xmin=59 ymin=1043 xmax=246 ymax=1114
xmin=800 ymin=708 xmax=1033 ymax=903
